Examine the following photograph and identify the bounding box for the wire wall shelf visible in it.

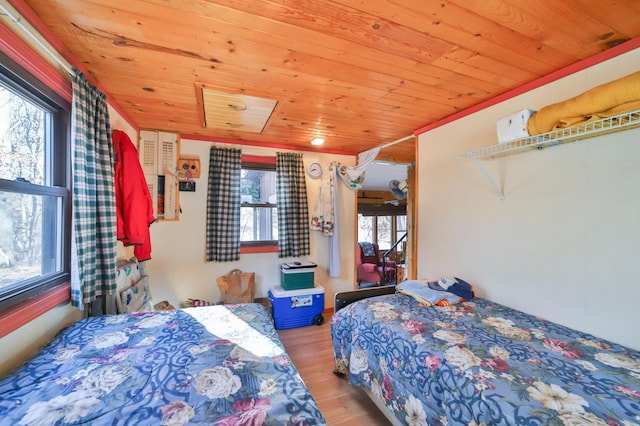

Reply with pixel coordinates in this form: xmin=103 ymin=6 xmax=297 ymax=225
xmin=460 ymin=109 xmax=640 ymax=161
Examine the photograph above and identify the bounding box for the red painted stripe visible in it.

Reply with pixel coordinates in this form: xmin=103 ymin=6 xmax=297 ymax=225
xmin=414 ymin=37 xmax=640 ymax=136
xmin=242 ymin=154 xmax=276 ymax=164
xmin=6 ymin=0 xmax=138 ymax=131
xmin=180 ymin=134 xmax=357 ymax=157
xmin=0 ymin=21 xmax=72 ymax=101
xmin=0 ymin=283 xmax=71 ymax=339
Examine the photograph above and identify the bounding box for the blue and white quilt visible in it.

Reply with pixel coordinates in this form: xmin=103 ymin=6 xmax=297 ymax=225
xmin=331 ymin=294 xmax=640 ymax=425
xmin=0 ymin=304 xmax=325 ymax=425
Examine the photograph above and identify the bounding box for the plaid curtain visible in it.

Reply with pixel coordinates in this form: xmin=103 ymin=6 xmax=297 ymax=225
xmin=206 ymin=146 xmax=242 ymax=262
xmin=277 ymin=152 xmax=310 ymax=258
xmin=70 ymin=67 xmax=117 ymax=309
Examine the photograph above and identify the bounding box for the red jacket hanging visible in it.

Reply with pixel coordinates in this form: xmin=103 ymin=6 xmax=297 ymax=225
xmin=113 ymin=129 xmax=155 ymax=261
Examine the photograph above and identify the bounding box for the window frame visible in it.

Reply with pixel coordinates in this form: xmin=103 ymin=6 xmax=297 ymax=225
xmin=239 ymin=155 xmax=278 ymax=254
xmin=0 ymin=50 xmax=71 ymax=313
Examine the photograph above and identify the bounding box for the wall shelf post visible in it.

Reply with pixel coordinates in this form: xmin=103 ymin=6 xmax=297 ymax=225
xmin=471 ymin=156 xmax=505 ymax=201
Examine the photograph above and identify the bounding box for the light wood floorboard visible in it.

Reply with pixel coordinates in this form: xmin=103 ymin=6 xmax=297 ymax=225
xmin=278 ymin=313 xmax=391 ymax=425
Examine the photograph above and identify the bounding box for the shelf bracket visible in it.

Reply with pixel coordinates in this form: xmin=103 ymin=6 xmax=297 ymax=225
xmin=471 ymin=156 xmax=505 ymax=201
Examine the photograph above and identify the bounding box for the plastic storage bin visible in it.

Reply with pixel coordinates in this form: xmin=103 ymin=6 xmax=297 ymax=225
xmin=496 ymin=109 xmax=536 ymax=143
xmin=268 ymin=285 xmax=324 ymax=330
xmin=280 ymin=262 xmax=317 ymax=290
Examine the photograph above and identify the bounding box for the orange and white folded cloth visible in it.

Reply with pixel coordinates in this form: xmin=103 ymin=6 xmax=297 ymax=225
xmin=528 ymin=71 xmax=640 ymax=135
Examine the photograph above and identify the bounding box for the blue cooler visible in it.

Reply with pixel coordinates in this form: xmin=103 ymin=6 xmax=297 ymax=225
xmin=268 ymin=285 xmax=325 ymax=330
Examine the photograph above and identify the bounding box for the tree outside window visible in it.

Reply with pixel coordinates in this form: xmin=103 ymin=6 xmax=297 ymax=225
xmin=376 ymin=216 xmax=392 ymax=252
xmin=0 ymin=85 xmax=47 ymax=289
xmin=0 ymin=55 xmax=70 ymax=310
xmin=357 ymin=214 xmax=374 ymax=243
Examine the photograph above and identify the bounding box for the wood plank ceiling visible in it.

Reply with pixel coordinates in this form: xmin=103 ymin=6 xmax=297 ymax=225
xmin=22 ymin=0 xmax=640 ymax=163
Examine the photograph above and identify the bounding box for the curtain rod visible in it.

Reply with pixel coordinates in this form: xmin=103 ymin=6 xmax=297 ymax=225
xmin=0 ymin=1 xmax=72 ymax=75
xmin=377 ymin=134 xmax=414 ymax=149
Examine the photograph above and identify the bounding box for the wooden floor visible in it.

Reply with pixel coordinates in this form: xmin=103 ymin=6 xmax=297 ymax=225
xmin=278 ymin=313 xmax=391 ymax=425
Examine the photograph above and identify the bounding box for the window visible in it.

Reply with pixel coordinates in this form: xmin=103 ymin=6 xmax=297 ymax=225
xmin=0 ymin=52 xmax=70 ymax=311
xmin=358 ymin=213 xmax=407 ymax=263
xmin=358 ymin=215 xmax=374 ymax=243
xmin=240 ymin=156 xmax=277 ymax=248
xmin=376 ymin=216 xmax=392 ymax=251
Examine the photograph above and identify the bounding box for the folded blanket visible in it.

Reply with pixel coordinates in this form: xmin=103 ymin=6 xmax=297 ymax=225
xmin=528 ymin=71 xmax=640 ymax=135
xmin=396 ymin=280 xmax=464 ymax=307
xmin=427 ymin=276 xmax=475 ymax=300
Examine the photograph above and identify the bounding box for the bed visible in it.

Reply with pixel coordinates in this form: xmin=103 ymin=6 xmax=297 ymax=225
xmin=0 ymin=303 xmax=326 ymax=425
xmin=331 ymin=287 xmax=640 ymax=425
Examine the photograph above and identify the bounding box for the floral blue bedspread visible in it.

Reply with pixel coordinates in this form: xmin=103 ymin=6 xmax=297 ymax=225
xmin=331 ymin=294 xmax=640 ymax=425
xmin=0 ymin=304 xmax=325 ymax=425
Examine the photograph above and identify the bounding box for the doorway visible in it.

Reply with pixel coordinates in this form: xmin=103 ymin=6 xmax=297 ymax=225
xmin=356 ymin=162 xmax=412 ymax=288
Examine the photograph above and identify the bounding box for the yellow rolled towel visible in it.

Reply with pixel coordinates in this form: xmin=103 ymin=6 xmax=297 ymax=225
xmin=528 ymin=71 xmax=640 ymax=135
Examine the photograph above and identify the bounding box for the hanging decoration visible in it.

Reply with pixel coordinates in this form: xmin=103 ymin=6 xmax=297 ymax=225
xmin=310 ymin=146 xmax=381 ymax=277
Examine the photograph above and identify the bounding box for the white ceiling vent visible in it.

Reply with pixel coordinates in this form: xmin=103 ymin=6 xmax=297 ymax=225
xmin=199 ymin=86 xmax=278 ymax=134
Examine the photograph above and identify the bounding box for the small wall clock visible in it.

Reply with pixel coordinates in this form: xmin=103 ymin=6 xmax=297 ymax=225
xmin=306 ymin=162 xmax=323 ymax=179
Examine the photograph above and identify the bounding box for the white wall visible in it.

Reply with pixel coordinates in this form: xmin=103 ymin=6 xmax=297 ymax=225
xmin=145 ymin=139 xmax=358 ymax=309
xmin=109 ymin=104 xmax=137 ymax=139
xmin=416 ymin=48 xmax=640 ymax=350
xmin=0 ymin=304 xmax=80 ymax=377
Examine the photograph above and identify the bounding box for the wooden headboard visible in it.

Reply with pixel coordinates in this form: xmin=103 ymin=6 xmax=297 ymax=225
xmin=334 ymin=285 xmax=396 ymax=311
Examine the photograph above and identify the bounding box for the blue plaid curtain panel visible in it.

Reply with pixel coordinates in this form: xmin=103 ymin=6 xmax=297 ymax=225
xmin=276 ymin=152 xmax=310 ymax=258
xmin=70 ymin=68 xmax=118 ymax=308
xmin=206 ymin=146 xmax=242 ymax=262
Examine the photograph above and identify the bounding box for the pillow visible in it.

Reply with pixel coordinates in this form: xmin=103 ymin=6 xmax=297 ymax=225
xmin=119 ymin=275 xmax=153 ymax=313
xmin=427 ymin=276 xmax=474 ymax=300
xmin=396 ymin=280 xmax=464 ymax=307
xmin=116 ymin=257 xmax=141 ymax=293
xmin=359 ymin=242 xmax=376 ymax=257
